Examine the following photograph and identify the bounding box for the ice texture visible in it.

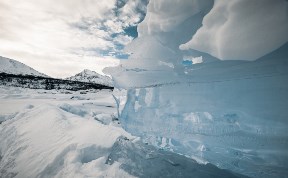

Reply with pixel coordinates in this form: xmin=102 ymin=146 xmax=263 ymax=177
xmin=105 ymin=0 xmax=288 ymax=177
xmin=111 ymin=43 xmax=288 ymax=178
xmin=180 ymin=0 xmax=288 ymax=61
xmin=108 ymin=44 xmax=288 ymax=177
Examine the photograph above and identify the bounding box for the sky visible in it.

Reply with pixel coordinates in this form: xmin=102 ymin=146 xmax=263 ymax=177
xmin=1 ymin=0 xmax=287 ymax=78
xmin=0 ymin=0 xmax=148 ymax=78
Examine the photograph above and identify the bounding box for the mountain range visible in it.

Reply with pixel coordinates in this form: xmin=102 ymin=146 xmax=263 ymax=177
xmin=66 ymin=69 xmax=113 ymax=87
xmin=0 ymin=56 xmax=49 ymax=77
xmin=0 ymin=56 xmax=113 ymax=87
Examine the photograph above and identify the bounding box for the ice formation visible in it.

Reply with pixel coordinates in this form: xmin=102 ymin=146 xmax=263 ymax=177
xmin=180 ymin=0 xmax=288 ymax=61
xmin=105 ymin=0 xmax=288 ymax=177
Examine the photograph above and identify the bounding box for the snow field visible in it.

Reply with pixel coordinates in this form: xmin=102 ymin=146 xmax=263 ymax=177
xmin=0 ymin=87 xmax=135 ymax=177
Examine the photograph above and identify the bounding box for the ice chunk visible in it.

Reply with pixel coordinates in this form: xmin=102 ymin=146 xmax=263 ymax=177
xmin=116 ymin=44 xmax=288 ymax=178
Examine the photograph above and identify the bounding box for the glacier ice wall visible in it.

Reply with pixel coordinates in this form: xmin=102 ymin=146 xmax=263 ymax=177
xmin=118 ymin=45 xmax=288 ymax=177
xmin=104 ymin=0 xmax=288 ymax=177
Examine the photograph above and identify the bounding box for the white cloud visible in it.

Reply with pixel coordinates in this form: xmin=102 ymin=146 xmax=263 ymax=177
xmin=0 ymin=0 xmax=146 ymax=78
xmin=180 ymin=0 xmax=288 ymax=61
xmin=0 ymin=48 xmax=119 ymax=78
xmin=114 ymin=35 xmax=134 ymax=46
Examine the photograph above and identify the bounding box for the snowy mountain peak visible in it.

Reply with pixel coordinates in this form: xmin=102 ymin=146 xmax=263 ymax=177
xmin=0 ymin=56 xmax=49 ymax=77
xmin=78 ymin=69 xmax=100 ymax=78
xmin=83 ymin=69 xmax=94 ymax=73
xmin=66 ymin=69 xmax=113 ymax=87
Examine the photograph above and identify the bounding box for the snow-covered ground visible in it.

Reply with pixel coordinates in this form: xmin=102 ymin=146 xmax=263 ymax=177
xmin=0 ymin=86 xmax=245 ymax=178
xmin=0 ymin=87 xmax=133 ymax=177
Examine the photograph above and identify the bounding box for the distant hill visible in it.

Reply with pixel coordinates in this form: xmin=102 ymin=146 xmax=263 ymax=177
xmin=66 ymin=69 xmax=113 ymax=87
xmin=0 ymin=56 xmax=113 ymax=91
xmin=0 ymin=73 xmax=113 ymax=91
xmin=0 ymin=56 xmax=49 ymax=77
